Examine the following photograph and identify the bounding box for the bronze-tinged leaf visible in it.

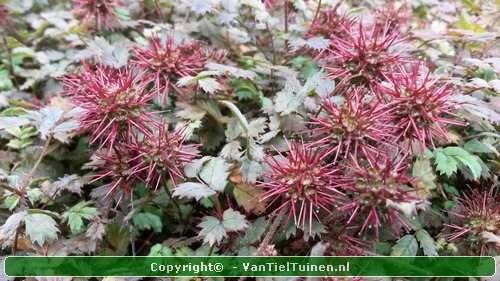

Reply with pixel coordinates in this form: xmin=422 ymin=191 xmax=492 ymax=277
xmin=233 ymin=183 xmax=269 ymax=215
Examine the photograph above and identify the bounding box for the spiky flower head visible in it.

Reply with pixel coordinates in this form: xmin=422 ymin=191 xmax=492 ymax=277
xmin=132 ymin=34 xmax=206 ymax=103
xmin=62 ymin=63 xmax=158 ymax=149
xmin=128 ymin=123 xmax=200 ymax=189
xmin=373 ymin=2 xmax=410 ymax=31
xmin=337 ymin=150 xmax=421 ymax=239
xmin=444 ymin=188 xmax=500 ymax=255
xmin=257 ymin=140 xmax=344 ymax=230
xmin=308 ymin=9 xmax=355 ymax=40
xmin=71 ymin=0 xmax=123 ymax=30
xmin=381 ymin=64 xmax=465 ymax=153
xmin=319 ymin=20 xmax=408 ymax=86
xmin=307 ymin=87 xmax=396 ymax=162
xmin=90 ymin=146 xmax=142 ymax=203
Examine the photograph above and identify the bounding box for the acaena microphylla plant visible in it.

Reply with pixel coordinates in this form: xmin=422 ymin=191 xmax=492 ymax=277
xmin=71 ymin=0 xmax=123 ymax=30
xmin=128 ymin=123 xmax=200 ymax=189
xmin=336 ymin=150 xmax=424 ymax=239
xmin=132 ymin=34 xmax=206 ymax=104
xmin=90 ymin=145 xmax=142 ymax=203
xmin=308 ymin=9 xmax=355 ymax=41
xmin=444 ymin=188 xmax=500 ymax=255
xmin=62 ymin=63 xmax=159 ymax=149
xmin=306 ymin=87 xmax=397 ymax=162
xmin=380 ymin=63 xmax=465 ymax=153
xmin=318 ymin=20 xmax=410 ymax=87
xmin=257 ymin=140 xmax=345 ymax=231
xmin=373 ymin=3 xmax=410 ymax=32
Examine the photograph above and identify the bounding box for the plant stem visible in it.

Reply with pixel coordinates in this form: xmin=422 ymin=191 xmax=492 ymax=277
xmin=312 ymin=0 xmax=322 ymax=26
xmin=154 ymin=0 xmax=165 ymax=22
xmin=22 ymin=134 xmax=53 ymax=192
xmin=162 ymin=177 xmax=183 ymax=220
xmin=12 ymin=221 xmax=22 ymax=254
xmin=255 ymin=207 xmax=287 ymax=256
xmin=207 ymin=243 xmax=216 ymax=256
xmin=0 ymin=182 xmax=25 ymax=197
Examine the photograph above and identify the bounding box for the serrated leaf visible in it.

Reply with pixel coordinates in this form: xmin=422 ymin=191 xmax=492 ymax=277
xmin=183 ymin=156 xmax=212 ymax=178
xmin=86 ymin=220 xmax=105 ymax=241
xmin=191 ymin=0 xmax=221 ymax=15
xmin=198 ymin=216 xmax=227 ymax=246
xmin=199 ymin=157 xmax=231 ymax=191
xmin=412 ymin=158 xmax=437 ymax=190
xmin=301 ymin=71 xmax=334 ymax=96
xmin=464 ymin=139 xmax=498 ymax=155
xmin=220 ymin=141 xmax=242 ymax=159
xmin=149 ymin=244 xmax=173 ymax=256
xmin=416 ymin=229 xmax=438 ymax=256
xmin=303 ymin=220 xmax=327 ymax=240
xmin=207 ymin=63 xmax=256 ymax=79
xmin=248 ymin=118 xmax=267 ymax=138
xmin=234 ymin=217 xmax=267 ymax=249
xmin=173 ymin=182 xmax=216 ymax=200
xmin=0 ymin=116 xmax=30 ymax=129
xmin=391 ymin=235 xmax=418 ymax=256
xmin=198 ymin=77 xmax=220 ymax=94
xmin=133 ymin=212 xmax=163 ymax=233
xmin=434 ymin=149 xmax=458 ymax=177
xmin=233 ymin=183 xmax=268 ymax=214
xmin=222 ymin=208 xmax=248 ymax=232
xmin=240 ymin=157 xmax=262 ymax=183
xmin=24 ymin=213 xmax=60 ymax=246
xmin=443 ymin=147 xmax=482 ymax=179
xmin=62 ymin=201 xmax=98 ymax=234
xmin=0 ymin=211 xmax=27 ymax=249
xmin=288 ymin=37 xmax=330 ymax=52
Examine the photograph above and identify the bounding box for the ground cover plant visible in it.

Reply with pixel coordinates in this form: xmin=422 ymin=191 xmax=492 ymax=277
xmin=0 ymin=0 xmax=499 ymax=279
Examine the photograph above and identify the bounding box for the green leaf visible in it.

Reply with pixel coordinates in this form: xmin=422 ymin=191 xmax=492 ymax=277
xmin=434 ymin=149 xmax=458 ymax=177
xmin=391 ymin=235 xmax=418 ymax=256
xmin=240 ymin=156 xmax=262 ymax=183
xmin=303 ymin=220 xmax=327 ymax=240
xmin=148 ymin=244 xmax=173 ymax=256
xmin=173 ymin=182 xmax=216 ymax=201
xmin=292 ymin=56 xmax=319 ymax=80
xmin=234 ymin=217 xmax=267 ymax=249
xmin=222 ymin=208 xmax=248 ymax=232
xmin=442 ymin=183 xmax=460 ymax=197
xmin=198 ymin=216 xmax=227 ymax=246
xmin=24 ymin=213 xmax=59 ymax=246
xmin=464 ymin=139 xmax=498 ymax=155
xmin=443 ymin=147 xmax=482 ymax=179
xmin=62 ymin=201 xmax=98 ymax=234
xmin=133 ymin=212 xmax=163 ymax=233
xmin=199 ymin=157 xmax=231 ymax=191
xmin=198 ymin=208 xmax=249 ymax=246
xmin=416 ymin=229 xmax=438 ymax=256
xmin=301 ymin=71 xmax=335 ymax=97
xmin=231 ymin=79 xmax=259 ymax=100
xmin=4 ymin=194 xmax=20 ymax=211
